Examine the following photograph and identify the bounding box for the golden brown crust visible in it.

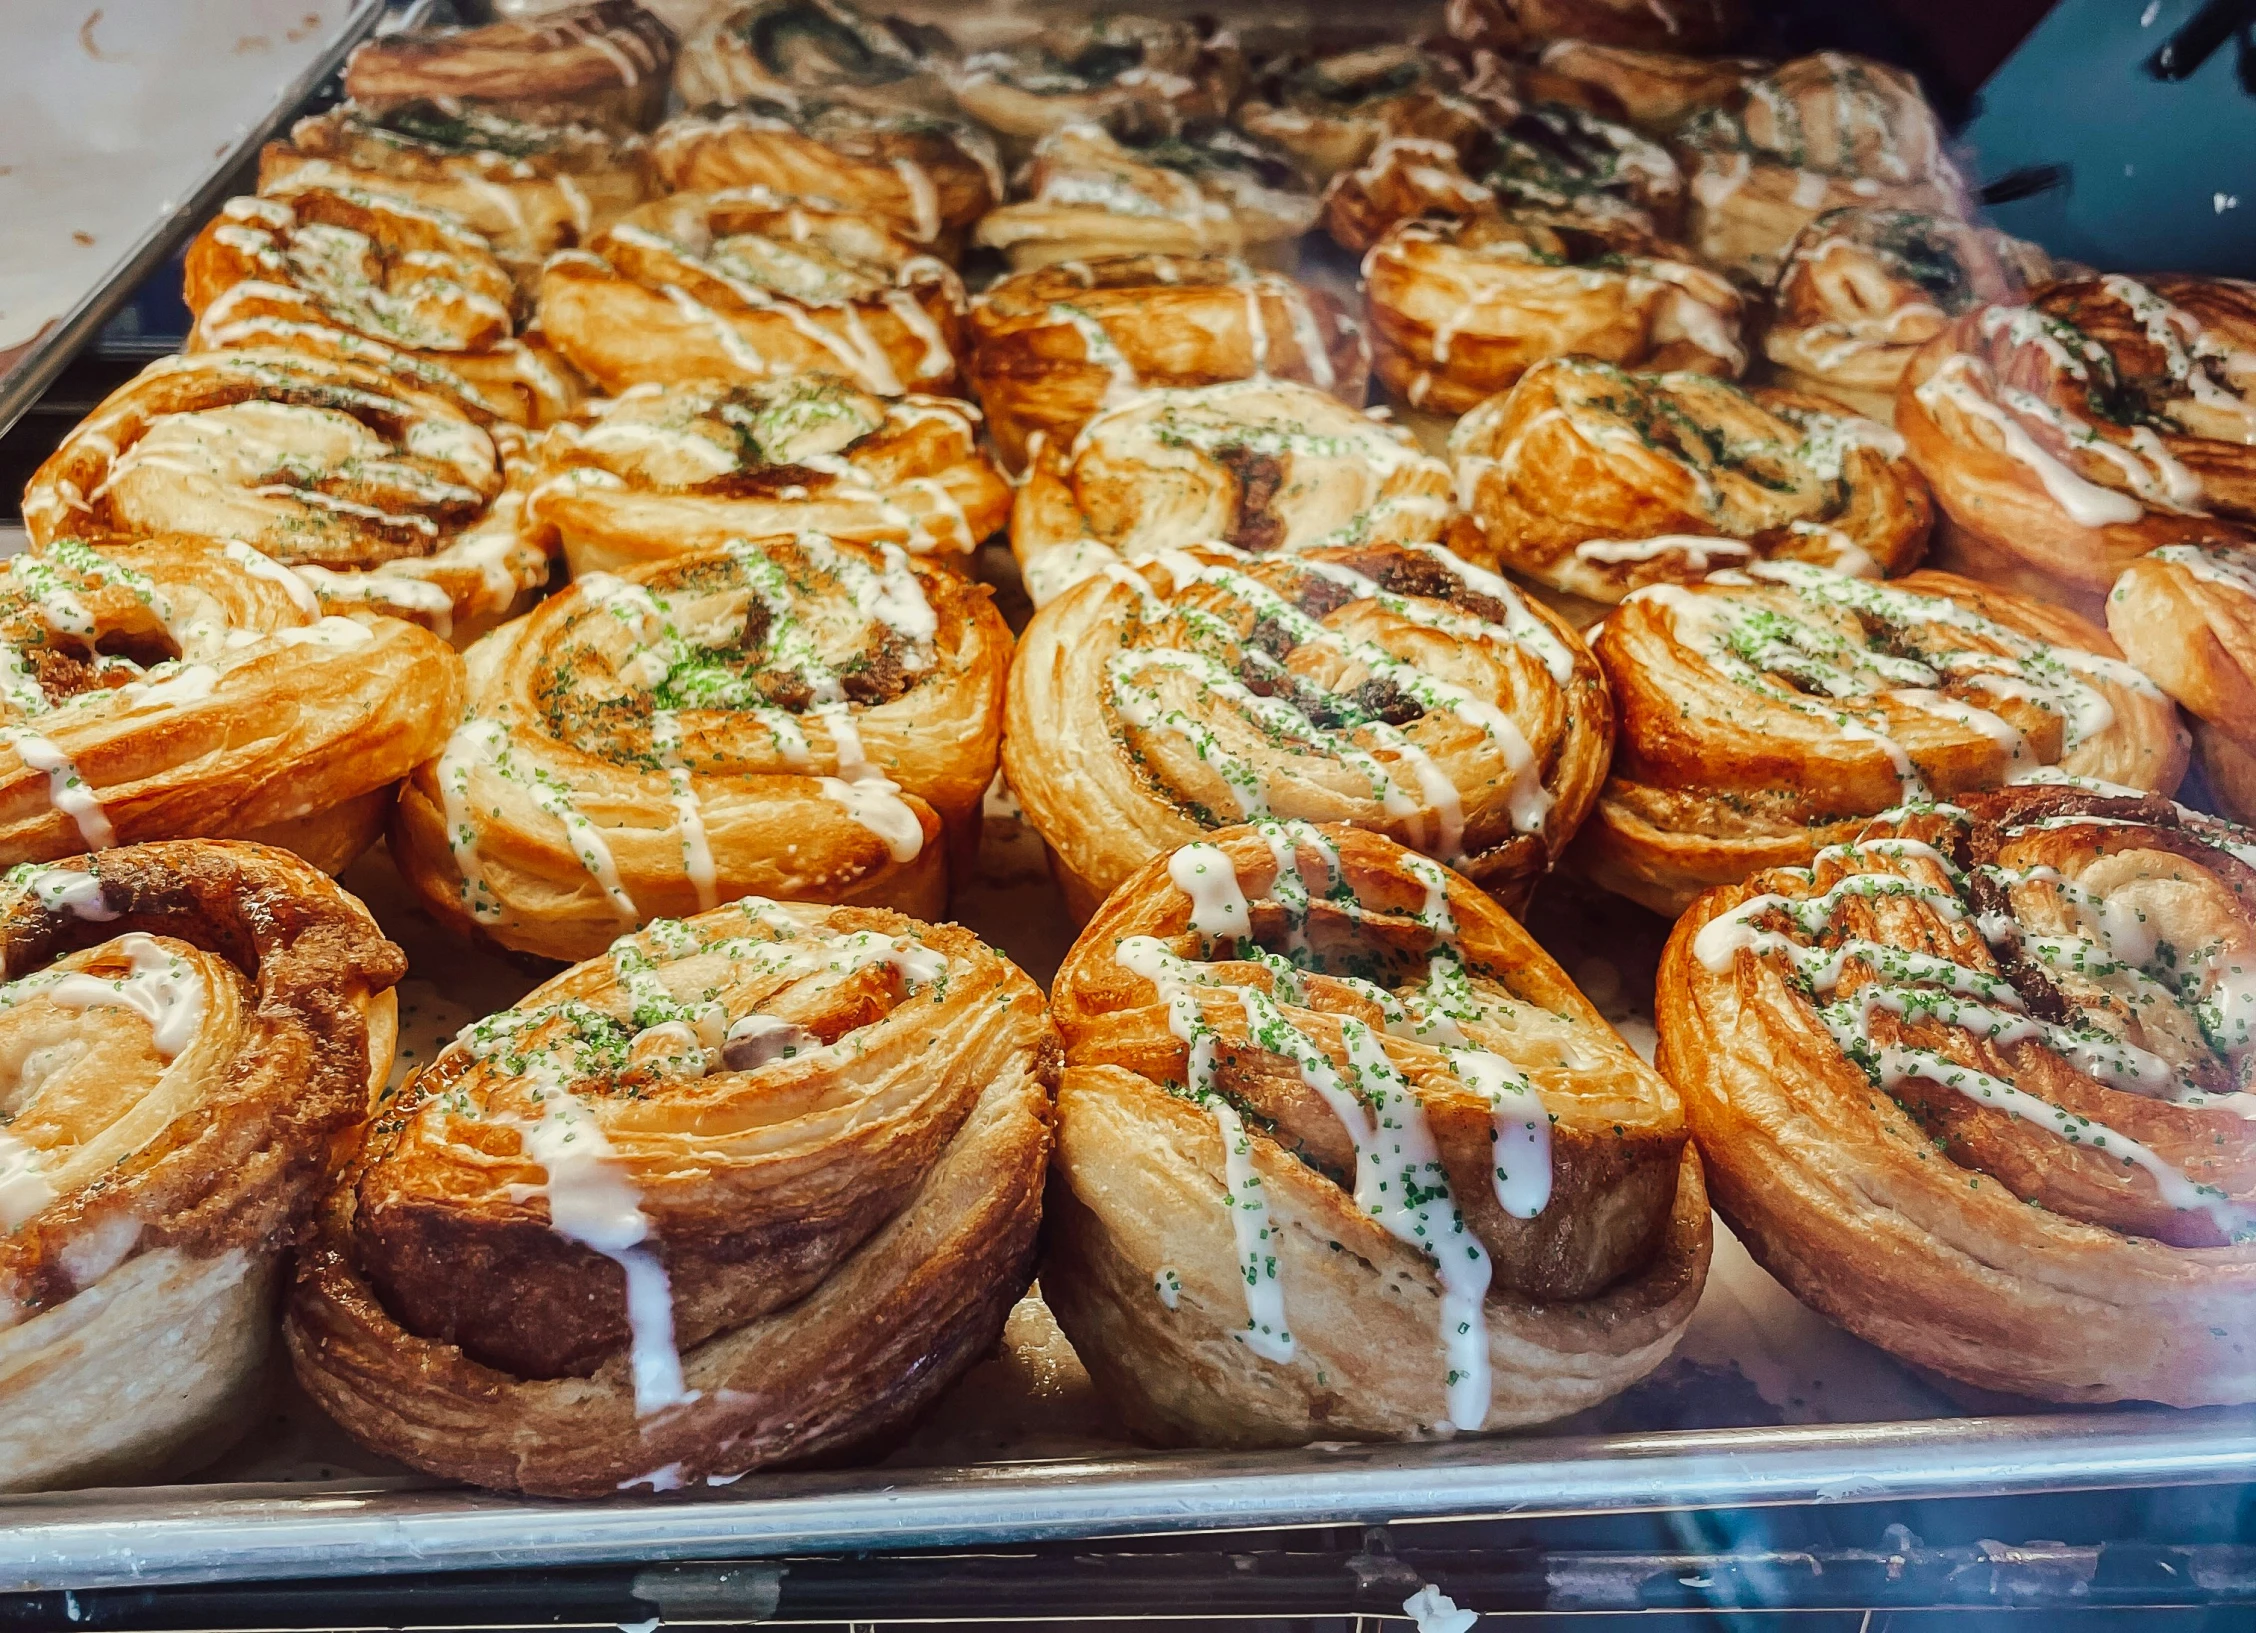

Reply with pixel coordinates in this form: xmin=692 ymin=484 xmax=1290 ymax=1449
xmin=19 ymin=350 xmax=549 ymax=644
xmin=1659 ymin=788 xmax=2256 ymax=1404
xmin=538 ymin=190 xmax=967 ymax=397
xmin=949 ymin=16 xmax=1241 ymax=148
xmin=1898 ymin=279 xmax=2256 ymax=604
xmin=1575 ymin=565 xmax=2189 ymax=915
xmin=1520 ymin=40 xmax=1766 ymax=134
xmin=1005 ymin=378 xmax=1456 ymax=609
xmin=1451 ymin=358 xmax=1932 ymax=602
xmin=525 ymin=376 xmax=1007 ymax=576
xmin=344 ymin=2 xmax=675 ymax=132
xmin=1364 ymin=212 xmax=1739 ymax=415
xmin=0 ymin=840 xmax=404 ymax=1489
xmin=1446 ymin=0 xmax=1746 ymax=54
xmin=391 ymin=535 xmax=1009 ymax=963
xmin=1234 ymin=43 xmax=1476 ymax=183
xmin=675 ymin=0 xmax=959 ymax=117
xmin=966 ymin=256 xmax=1369 ymax=473
xmin=1043 ymin=822 xmax=1707 ymax=1444
xmin=288 ymin=898 xmax=1053 ymax=1496
xmin=2108 ymin=542 xmax=2256 ymax=811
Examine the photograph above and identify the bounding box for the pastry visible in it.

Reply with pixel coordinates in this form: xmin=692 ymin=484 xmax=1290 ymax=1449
xmin=1450 ymin=358 xmax=1930 ymax=603
xmin=182 ymin=189 xmax=580 ymax=430
xmin=1008 ymin=377 xmax=1454 ymax=608
xmin=524 ymin=375 xmax=1008 ymax=576
xmin=1043 ymin=821 xmax=1710 ymax=1446
xmin=1764 ymin=207 xmax=2035 ymax=424
xmin=390 ymin=533 xmax=1009 ymax=962
xmin=1660 ymin=785 xmax=2256 ymax=1405
xmin=342 ymin=1 xmax=675 ymax=133
xmin=972 ymin=124 xmax=1319 ymax=273
xmin=1004 ymin=539 xmax=1609 ymax=919
xmin=0 ymin=841 xmax=403 ymax=1491
xmin=950 ymin=16 xmax=1239 ymax=151
xmin=20 ymin=350 xmax=550 ymax=644
xmin=0 ymin=534 xmax=460 ymax=874
xmin=1363 ymin=212 xmax=1741 ymax=415
xmin=1233 ymin=42 xmax=1477 ymax=183
xmin=287 ymin=895 xmax=1051 ymax=1495
xmin=1672 ymin=53 xmax=1973 ymax=282
xmin=675 ymin=0 xmax=958 ymax=116
xmin=965 ymin=255 xmax=1369 ymax=473
xmin=1519 ymin=40 xmax=1765 ymax=135
xmin=2107 ymin=540 xmax=2256 ymax=823
xmin=1445 ymin=0 xmax=1746 ymax=55
xmin=1575 ymin=562 xmax=2187 ymax=915
xmin=537 ymin=189 xmax=967 ymax=397
xmin=1898 ymin=275 xmax=2256 ymax=617
xmin=259 ymin=102 xmax=653 ymax=286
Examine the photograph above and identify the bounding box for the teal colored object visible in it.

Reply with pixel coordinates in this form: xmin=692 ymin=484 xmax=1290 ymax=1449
xmin=1964 ymin=0 xmax=2256 ymax=275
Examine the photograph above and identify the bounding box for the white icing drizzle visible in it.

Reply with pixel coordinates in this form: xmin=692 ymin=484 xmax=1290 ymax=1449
xmin=1913 ymin=352 xmax=2146 ymax=527
xmin=45 ymin=932 xmax=205 ymax=1058
xmin=3 ymin=730 xmax=113 ymax=850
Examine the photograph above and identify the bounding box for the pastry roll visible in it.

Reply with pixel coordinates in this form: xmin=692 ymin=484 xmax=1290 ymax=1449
xmin=965 ymin=255 xmax=1369 ymax=473
xmin=288 ymin=896 xmax=1051 ymax=1495
xmin=950 ymin=16 xmax=1239 ymax=150
xmin=1009 ymin=377 xmax=1454 ymax=608
xmin=1364 ymin=212 xmax=1741 ymax=415
xmin=21 ymin=350 xmax=549 ymax=643
xmin=343 ymin=1 xmax=675 ymax=133
xmin=1005 ymin=539 xmax=1609 ymax=919
xmin=259 ymin=103 xmax=653 ymax=285
xmin=1899 ymin=276 xmax=2256 ymax=616
xmin=1450 ymin=358 xmax=1930 ymax=602
xmin=1576 ymin=562 xmax=2187 ymax=916
xmin=649 ymin=101 xmax=1000 ymax=256
xmin=973 ymin=124 xmax=1319 ymax=273
xmin=538 ymin=189 xmax=967 ymax=397
xmin=1233 ymin=42 xmax=1476 ymax=184
xmin=1764 ymin=208 xmax=2033 ymax=425
xmin=525 ymin=375 xmax=1007 ymax=576
xmin=1673 ymin=53 xmax=1973 ymax=282
xmin=2107 ymin=540 xmax=2256 ymax=823
xmin=1044 ymin=821 xmax=1710 ymax=1446
xmin=0 ymin=841 xmax=403 ymax=1491
xmin=1520 ymin=40 xmax=1765 ymax=135
xmin=0 ymin=535 xmax=460 ymax=874
xmin=1660 ymin=786 xmax=2256 ymax=1404
xmin=675 ymin=0 xmax=958 ymax=117
xmin=1445 ymin=0 xmax=1746 ymax=54
xmin=391 ymin=534 xmax=1008 ymax=962
xmin=183 ymin=190 xmax=580 ymax=430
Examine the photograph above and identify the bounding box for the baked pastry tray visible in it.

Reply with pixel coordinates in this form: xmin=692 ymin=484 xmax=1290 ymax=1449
xmin=3 ymin=797 xmax=2252 ymax=1592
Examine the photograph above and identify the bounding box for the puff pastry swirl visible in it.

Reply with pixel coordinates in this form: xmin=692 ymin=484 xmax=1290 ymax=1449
xmin=1576 ymin=563 xmax=2187 ymax=915
xmin=0 ymin=840 xmax=403 ymax=1490
xmin=1445 ymin=0 xmax=1746 ymax=54
xmin=343 ymin=2 xmax=675 ymax=133
xmin=391 ymin=534 xmax=1008 ymax=962
xmin=288 ymin=896 xmax=1051 ymax=1495
xmin=1660 ymin=787 xmax=2256 ymax=1403
xmin=950 ymin=16 xmax=1238 ymax=148
xmin=1520 ymin=40 xmax=1765 ymax=136
xmin=1044 ymin=821 xmax=1709 ymax=1446
xmin=675 ymin=0 xmax=959 ymax=117
xmin=2107 ymin=540 xmax=2256 ymax=824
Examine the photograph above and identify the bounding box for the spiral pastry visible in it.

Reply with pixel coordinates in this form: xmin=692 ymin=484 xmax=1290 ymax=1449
xmin=1899 ymin=276 xmax=2256 ymax=613
xmin=1520 ymin=41 xmax=1766 ymax=136
xmin=21 ymin=350 xmax=548 ymax=643
xmin=1363 ymin=212 xmax=1741 ymax=415
xmin=0 ymin=534 xmax=460 ymax=875
xmin=676 ymin=0 xmax=957 ymax=116
xmin=0 ymin=841 xmax=403 ymax=1491
xmin=538 ymin=190 xmax=967 ymax=398
xmin=1006 ymin=539 xmax=1609 ymax=920
xmin=1577 ymin=563 xmax=2187 ymax=916
xmin=392 ymin=534 xmax=1008 ymax=963
xmin=1672 ymin=53 xmax=1972 ymax=282
xmin=288 ymin=896 xmax=1051 ymax=1495
xmin=183 ymin=190 xmax=580 ymax=430
xmin=1445 ymin=0 xmax=1747 ymax=54
xmin=1009 ymin=378 xmax=1455 ymax=608
xmin=950 ymin=16 xmax=1239 ymax=149
xmin=1662 ymin=785 xmax=2256 ymax=1403
xmin=1765 ymin=208 xmax=2034 ymax=425
xmin=524 ymin=375 xmax=1008 ymax=576
xmin=1451 ymin=358 xmax=1931 ymax=603
xmin=973 ymin=124 xmax=1320 ymax=273
xmin=2108 ymin=540 xmax=2256 ymax=824
xmin=650 ymin=101 xmax=1000 ymax=255
xmin=343 ymin=2 xmax=675 ymax=133
xmin=1233 ymin=43 xmax=1476 ymax=183
xmin=1044 ymin=821 xmax=1709 ymax=1445
xmin=966 ymin=255 xmax=1369 ymax=473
